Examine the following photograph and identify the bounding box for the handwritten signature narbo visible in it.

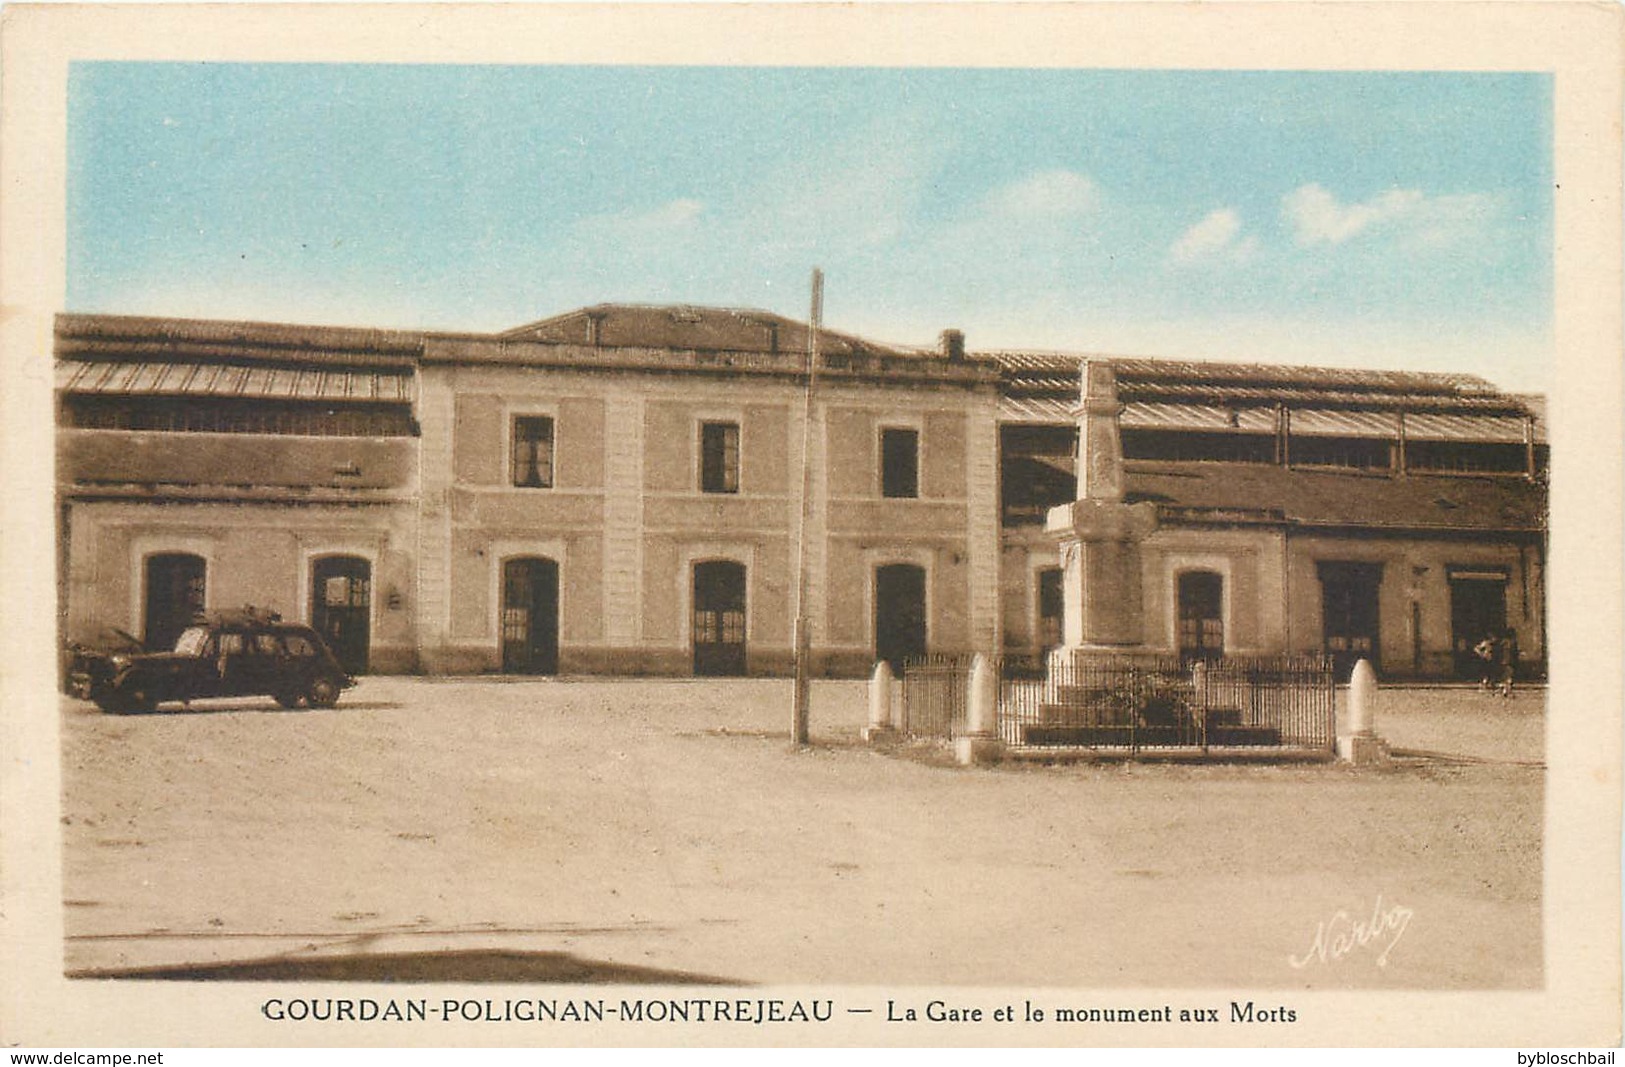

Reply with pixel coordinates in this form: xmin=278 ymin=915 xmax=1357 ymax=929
xmin=1289 ymin=895 xmax=1414 ymax=969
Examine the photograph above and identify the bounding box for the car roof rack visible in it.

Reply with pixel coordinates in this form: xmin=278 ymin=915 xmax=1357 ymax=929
xmin=196 ymin=605 xmax=284 ymax=627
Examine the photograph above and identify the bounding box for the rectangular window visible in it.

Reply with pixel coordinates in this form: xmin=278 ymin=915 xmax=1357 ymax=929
xmin=881 ymin=427 xmax=919 ymax=499
xmin=1407 ymin=440 xmax=1528 ymax=474
xmin=512 ymin=415 xmax=554 ymax=488
xmin=1038 ymin=568 xmax=1065 ymax=650
xmin=700 ymin=421 xmax=740 ymax=494
xmin=1120 ymin=428 xmax=1276 ymax=464
xmin=1001 ymin=425 xmax=1078 ymax=525
xmin=1290 ymin=435 xmax=1394 ymax=471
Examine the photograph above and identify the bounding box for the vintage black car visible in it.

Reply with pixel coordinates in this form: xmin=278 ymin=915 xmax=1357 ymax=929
xmin=65 ymin=608 xmax=355 ymax=714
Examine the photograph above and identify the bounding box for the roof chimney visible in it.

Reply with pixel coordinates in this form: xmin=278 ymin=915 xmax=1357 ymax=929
xmin=940 ymin=328 xmax=965 ymax=361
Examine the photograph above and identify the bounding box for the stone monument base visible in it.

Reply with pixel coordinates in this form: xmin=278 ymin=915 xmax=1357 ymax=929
xmin=1337 ymin=733 xmax=1391 ymax=766
xmin=955 ymin=733 xmax=1003 ymax=766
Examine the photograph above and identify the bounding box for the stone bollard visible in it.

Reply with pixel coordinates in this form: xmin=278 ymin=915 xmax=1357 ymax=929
xmin=955 ymin=653 xmax=1004 ymax=766
xmin=1337 ymin=658 xmax=1390 ymax=765
xmin=863 ymin=661 xmax=897 ymax=743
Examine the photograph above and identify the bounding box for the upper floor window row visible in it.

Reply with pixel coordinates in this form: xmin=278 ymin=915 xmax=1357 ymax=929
xmin=1120 ymin=427 xmax=1537 ymax=475
xmin=1122 ymin=428 xmax=1276 ymax=465
xmin=509 ymin=415 xmax=744 ymax=494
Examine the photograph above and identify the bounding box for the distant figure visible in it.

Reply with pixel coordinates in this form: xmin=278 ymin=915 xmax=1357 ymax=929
xmin=1496 ymin=629 xmax=1520 ymax=698
xmin=1473 ymin=634 xmax=1497 ymax=692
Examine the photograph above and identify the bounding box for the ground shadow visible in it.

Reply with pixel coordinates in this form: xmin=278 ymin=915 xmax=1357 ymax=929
xmin=91 ymin=699 xmax=404 ymax=716
xmin=67 ymin=947 xmax=738 ymax=984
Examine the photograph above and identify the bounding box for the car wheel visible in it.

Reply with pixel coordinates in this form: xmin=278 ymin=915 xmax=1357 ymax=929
xmin=118 ymin=684 xmax=157 ymax=714
xmin=307 ymin=677 xmax=340 ymax=709
xmin=274 ymin=691 xmax=303 ymax=709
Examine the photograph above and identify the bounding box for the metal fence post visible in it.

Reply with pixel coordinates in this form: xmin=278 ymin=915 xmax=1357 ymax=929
xmin=1191 ymin=659 xmax=1208 ymax=752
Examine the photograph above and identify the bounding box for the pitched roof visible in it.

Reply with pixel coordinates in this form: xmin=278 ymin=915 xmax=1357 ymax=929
xmin=1122 ymin=462 xmax=1546 ymax=532
xmin=990 ymin=348 xmax=1544 ymax=441
xmin=53 ymin=313 xmax=419 ymax=402
xmin=501 ymin=303 xmax=918 ymax=360
xmin=988 ymin=349 xmax=1502 ymax=396
xmin=55 ymin=313 xmax=425 ymax=367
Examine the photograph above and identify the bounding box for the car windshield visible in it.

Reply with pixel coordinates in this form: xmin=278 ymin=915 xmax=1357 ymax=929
xmin=172 ymin=627 xmax=210 ymax=656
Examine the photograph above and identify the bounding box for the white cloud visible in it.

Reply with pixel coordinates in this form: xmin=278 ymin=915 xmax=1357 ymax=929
xmin=573 ymin=198 xmax=706 ymax=241
xmin=1282 ymin=183 xmax=1503 ymax=251
xmin=1283 ymin=184 xmax=1421 ymax=245
xmin=902 ymin=169 xmax=1105 ymax=298
xmin=1404 ymin=192 xmax=1500 ymax=249
xmin=982 ymin=169 xmax=1100 ymax=219
xmin=742 ymin=113 xmax=954 ymax=252
xmin=1169 ymin=208 xmax=1257 ymax=265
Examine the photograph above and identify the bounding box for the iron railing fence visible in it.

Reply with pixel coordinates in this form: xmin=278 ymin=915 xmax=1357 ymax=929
xmin=896 ymin=652 xmax=1336 ymax=753
xmin=897 ymin=654 xmax=971 ymax=740
xmin=1001 ymin=653 xmax=1336 ymax=753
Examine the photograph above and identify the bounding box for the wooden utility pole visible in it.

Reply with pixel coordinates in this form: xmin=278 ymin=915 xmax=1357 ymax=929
xmin=790 ymin=268 xmax=823 ymax=747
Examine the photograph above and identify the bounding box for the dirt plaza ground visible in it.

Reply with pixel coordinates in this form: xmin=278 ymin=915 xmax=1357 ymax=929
xmin=59 ymin=677 xmax=1543 ymax=989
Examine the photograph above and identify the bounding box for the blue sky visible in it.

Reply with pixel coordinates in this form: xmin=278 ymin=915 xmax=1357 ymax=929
xmin=69 ymin=64 xmax=1552 ymax=390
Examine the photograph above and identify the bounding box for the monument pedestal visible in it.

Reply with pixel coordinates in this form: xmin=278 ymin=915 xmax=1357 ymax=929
xmin=1046 ymin=498 xmax=1160 ymax=651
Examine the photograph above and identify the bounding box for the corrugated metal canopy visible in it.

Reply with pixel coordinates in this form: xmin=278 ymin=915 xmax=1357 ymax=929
xmin=998 ymin=395 xmax=1075 ymax=424
xmin=56 ymin=360 xmax=415 ymax=403
xmin=1288 ymin=409 xmax=1400 ymax=437
xmin=988 ymin=350 xmax=1503 ymax=397
xmin=1405 ymin=412 xmax=1530 ymax=443
xmin=1122 ymin=402 xmax=1276 ymax=433
xmin=1000 ymin=396 xmax=1544 ymax=444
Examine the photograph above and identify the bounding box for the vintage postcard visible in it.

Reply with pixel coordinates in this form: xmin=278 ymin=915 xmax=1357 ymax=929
xmin=1 ymin=1 xmax=1620 ymax=1051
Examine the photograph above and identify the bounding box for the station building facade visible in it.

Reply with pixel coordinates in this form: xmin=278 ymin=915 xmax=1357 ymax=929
xmin=54 ymin=304 xmax=1546 ymax=682
xmin=55 ymin=306 xmax=1000 ymax=678
xmin=995 ymin=353 xmax=1547 ymax=680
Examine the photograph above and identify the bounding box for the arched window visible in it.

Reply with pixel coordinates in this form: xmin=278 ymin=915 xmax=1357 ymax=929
xmin=143 ymin=553 xmax=206 ymax=652
xmin=502 ymin=558 xmax=560 ymax=674
xmin=875 ymin=563 xmax=927 ymax=672
xmin=692 ymin=560 xmax=747 ymax=676
xmin=312 ymin=556 xmax=372 ymax=675
xmin=1176 ymin=571 xmax=1224 ymax=663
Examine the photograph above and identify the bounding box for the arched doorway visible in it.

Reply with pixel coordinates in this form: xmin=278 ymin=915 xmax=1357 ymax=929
xmin=1318 ymin=561 xmax=1382 ymax=680
xmin=1177 ymin=571 xmax=1224 ymax=664
xmin=143 ymin=552 xmax=205 ymax=652
xmin=311 ymin=555 xmax=372 ymax=675
xmin=875 ymin=563 xmax=927 ymax=673
xmin=502 ymin=557 xmax=559 ymax=675
xmin=1449 ymin=569 xmax=1508 ymax=679
xmin=692 ymin=560 xmax=747 ymax=676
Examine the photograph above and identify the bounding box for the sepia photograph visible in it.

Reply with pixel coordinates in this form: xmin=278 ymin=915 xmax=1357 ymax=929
xmin=2 ymin=1 xmax=1620 ymax=1051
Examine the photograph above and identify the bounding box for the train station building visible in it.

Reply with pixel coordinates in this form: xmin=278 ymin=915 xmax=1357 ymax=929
xmin=53 ymin=304 xmax=1547 ymax=682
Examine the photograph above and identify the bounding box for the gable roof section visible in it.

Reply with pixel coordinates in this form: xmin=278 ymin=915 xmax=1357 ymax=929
xmin=502 ymin=303 xmax=918 ymax=360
